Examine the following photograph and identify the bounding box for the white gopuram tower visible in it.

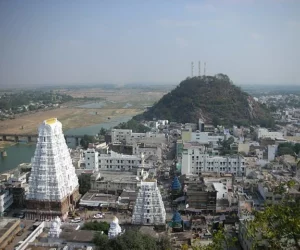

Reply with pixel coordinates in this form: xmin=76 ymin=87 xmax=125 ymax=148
xmin=132 ymin=181 xmax=166 ymax=225
xmin=26 ymin=118 xmax=80 ymax=220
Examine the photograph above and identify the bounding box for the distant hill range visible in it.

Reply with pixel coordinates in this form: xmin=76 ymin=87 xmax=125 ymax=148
xmin=135 ymin=74 xmax=274 ymax=127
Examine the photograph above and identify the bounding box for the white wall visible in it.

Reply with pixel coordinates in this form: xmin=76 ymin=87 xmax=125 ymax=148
xmin=84 ymin=149 xmax=99 ymax=171
xmin=268 ymin=145 xmax=277 ymax=161
xmin=191 ymin=132 xmax=224 ymax=148
xmin=257 ymin=128 xmax=283 ymax=139
xmin=0 ymin=190 xmax=13 ymax=213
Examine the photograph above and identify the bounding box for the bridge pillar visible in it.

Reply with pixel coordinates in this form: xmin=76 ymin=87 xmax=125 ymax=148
xmin=28 ymin=136 xmax=32 ymax=142
xmin=14 ymin=136 xmax=18 ymax=142
xmin=3 ymin=135 xmax=6 ymax=141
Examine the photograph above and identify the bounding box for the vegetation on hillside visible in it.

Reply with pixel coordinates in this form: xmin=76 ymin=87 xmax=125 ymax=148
xmin=114 ymin=119 xmax=151 ymax=133
xmin=134 ymin=74 xmax=274 ymax=127
xmin=247 ymin=181 xmax=300 ymax=249
xmin=93 ymin=229 xmax=171 ymax=250
xmin=182 ymin=226 xmax=237 ymax=250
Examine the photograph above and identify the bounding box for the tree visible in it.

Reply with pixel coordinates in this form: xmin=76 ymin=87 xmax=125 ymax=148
xmin=189 ymin=226 xmax=237 ymax=250
xmin=82 ymin=221 xmax=110 ymax=234
xmin=78 ymin=173 xmax=92 ymax=195
xmin=80 ymin=134 xmax=97 ymax=149
xmin=247 ymin=181 xmax=300 ymax=250
xmin=99 ymin=127 xmax=107 ymax=136
xmin=294 ymin=143 xmax=300 ymax=155
xmin=219 ymin=137 xmax=235 ymax=155
xmin=93 ymin=229 xmax=172 ymax=250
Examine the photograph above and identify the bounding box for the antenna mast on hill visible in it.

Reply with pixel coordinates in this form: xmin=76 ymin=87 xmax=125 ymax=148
xmin=204 ymin=62 xmax=206 ymax=77
xmin=198 ymin=61 xmax=201 ymax=77
xmin=191 ymin=62 xmax=194 ymax=77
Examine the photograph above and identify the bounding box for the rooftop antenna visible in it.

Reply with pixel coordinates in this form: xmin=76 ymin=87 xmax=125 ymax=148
xmin=204 ymin=62 xmax=206 ymax=77
xmin=191 ymin=62 xmax=194 ymax=77
xmin=198 ymin=61 xmax=201 ymax=77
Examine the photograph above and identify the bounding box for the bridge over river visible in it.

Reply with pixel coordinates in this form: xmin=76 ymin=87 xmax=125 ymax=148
xmin=0 ymin=133 xmax=83 ymax=146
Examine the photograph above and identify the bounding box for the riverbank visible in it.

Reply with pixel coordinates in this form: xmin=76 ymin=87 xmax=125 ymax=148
xmin=0 ymin=141 xmax=16 ymax=149
xmin=0 ymin=107 xmax=142 ymax=134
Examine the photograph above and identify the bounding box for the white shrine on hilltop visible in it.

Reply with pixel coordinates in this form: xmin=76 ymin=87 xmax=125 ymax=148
xmin=25 ymin=118 xmax=80 ymax=220
xmin=132 ymin=181 xmax=166 ymax=225
xmin=108 ymin=216 xmax=123 ymax=239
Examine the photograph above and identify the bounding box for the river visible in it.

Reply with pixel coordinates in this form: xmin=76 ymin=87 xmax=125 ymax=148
xmin=0 ymin=115 xmax=132 ymax=174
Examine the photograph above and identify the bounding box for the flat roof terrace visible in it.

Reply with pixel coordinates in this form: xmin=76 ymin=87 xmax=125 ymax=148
xmin=80 ymin=192 xmax=118 ymax=207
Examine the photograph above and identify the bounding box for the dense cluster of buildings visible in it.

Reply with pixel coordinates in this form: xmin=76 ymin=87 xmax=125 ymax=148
xmin=1 ymin=113 xmax=300 ymax=250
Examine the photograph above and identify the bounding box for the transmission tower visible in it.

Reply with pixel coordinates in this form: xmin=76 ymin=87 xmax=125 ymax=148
xmin=191 ymin=62 xmax=194 ymax=77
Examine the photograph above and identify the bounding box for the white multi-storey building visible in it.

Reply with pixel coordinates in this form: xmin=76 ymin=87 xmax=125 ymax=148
xmin=154 ymin=120 xmax=168 ymax=129
xmin=181 ymin=130 xmax=225 ymax=148
xmin=132 ymin=181 xmax=166 ymax=225
xmin=84 ymin=148 xmax=99 ymax=171
xmin=111 ymin=129 xmax=165 ymax=145
xmin=181 ymin=145 xmax=246 ymax=176
xmin=0 ymin=189 xmax=13 ymax=215
xmin=84 ymin=149 xmax=145 ymax=172
xmin=132 ymin=142 xmax=162 ymax=161
xmin=268 ymin=145 xmax=277 ymax=161
xmin=257 ymin=128 xmax=284 ymax=140
xmin=26 ymin=118 xmax=80 ymax=220
xmin=191 ymin=131 xmax=225 ymax=147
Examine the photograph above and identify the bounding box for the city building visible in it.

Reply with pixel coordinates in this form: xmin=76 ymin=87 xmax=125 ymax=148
xmin=25 ymin=118 xmax=80 ymax=220
xmin=79 ymin=192 xmax=118 ymax=208
xmin=111 ymin=129 xmax=165 ymax=145
xmin=0 ymin=189 xmax=13 ymax=216
xmin=0 ymin=219 xmax=21 ymax=250
xmin=184 ymin=177 xmax=217 ymax=213
xmin=180 ymin=130 xmax=225 ymax=148
xmin=132 ymin=181 xmax=166 ymax=225
xmin=84 ymin=148 xmax=99 ymax=171
xmin=84 ymin=149 xmax=145 ymax=172
xmin=181 ymin=143 xmax=246 ymax=176
xmin=90 ymin=171 xmax=145 ymax=195
xmin=257 ymin=128 xmax=284 ymax=140
xmin=132 ymin=142 xmax=162 ymax=161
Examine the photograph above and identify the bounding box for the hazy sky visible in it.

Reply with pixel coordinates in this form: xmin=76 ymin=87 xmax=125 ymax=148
xmin=0 ymin=0 xmax=299 ymax=86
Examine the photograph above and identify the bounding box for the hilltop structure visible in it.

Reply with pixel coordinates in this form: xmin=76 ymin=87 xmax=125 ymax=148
xmin=132 ymin=181 xmax=166 ymax=225
xmin=25 ymin=118 xmax=80 ymax=220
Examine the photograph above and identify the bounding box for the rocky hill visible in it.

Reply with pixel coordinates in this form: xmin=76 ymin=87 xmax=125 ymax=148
xmin=135 ymin=74 xmax=274 ymax=127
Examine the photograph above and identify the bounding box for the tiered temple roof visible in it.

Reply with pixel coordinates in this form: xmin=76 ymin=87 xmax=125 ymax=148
xmin=132 ymin=181 xmax=166 ymax=225
xmin=26 ymin=118 xmax=79 ymax=201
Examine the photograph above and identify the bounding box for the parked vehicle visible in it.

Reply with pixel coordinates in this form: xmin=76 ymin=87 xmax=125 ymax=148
xmin=70 ymin=219 xmax=81 ymax=223
xmin=93 ymin=213 xmax=103 ymax=219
